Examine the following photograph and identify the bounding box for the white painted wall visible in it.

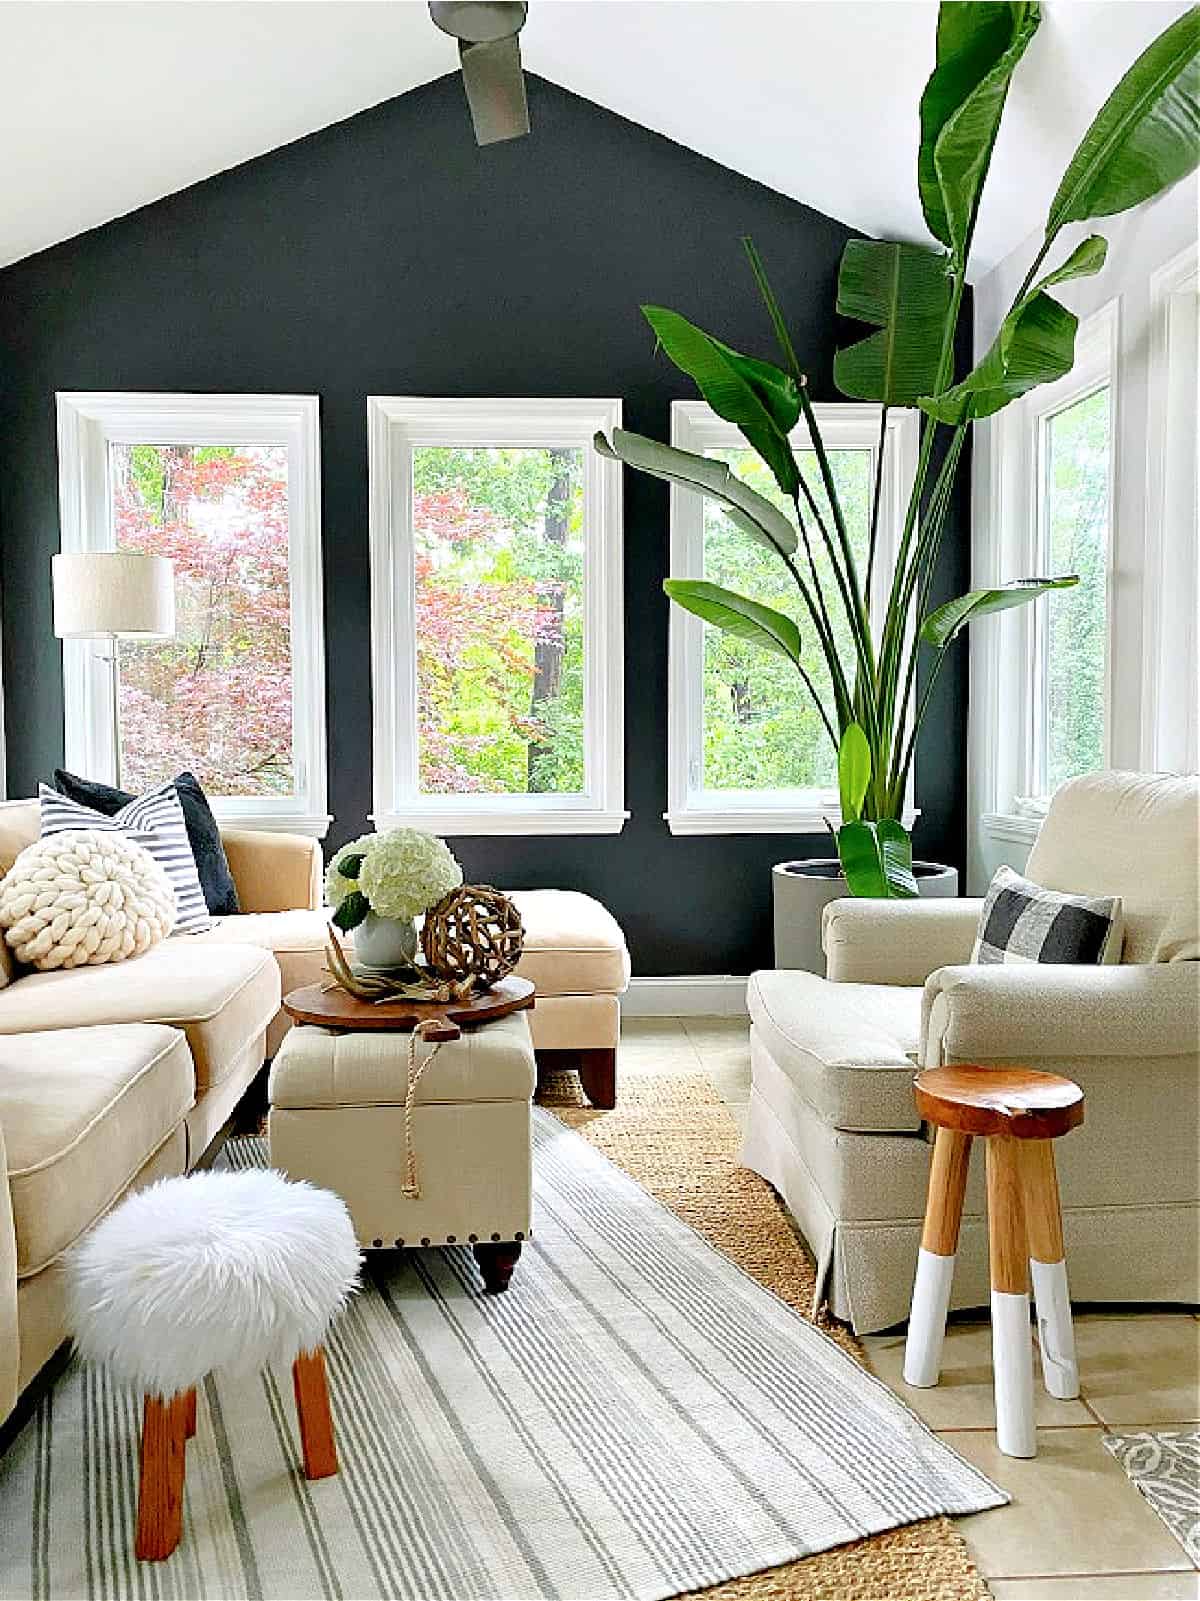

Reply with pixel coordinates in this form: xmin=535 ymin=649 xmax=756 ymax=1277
xmin=968 ymin=177 xmax=1200 ymax=890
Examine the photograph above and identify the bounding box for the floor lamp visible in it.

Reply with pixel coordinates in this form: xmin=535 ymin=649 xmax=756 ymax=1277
xmin=52 ymin=552 xmax=176 ymax=789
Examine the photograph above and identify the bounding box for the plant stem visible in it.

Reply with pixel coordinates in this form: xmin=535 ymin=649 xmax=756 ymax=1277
xmin=793 ymin=658 xmax=838 ymax=750
xmin=878 ymin=259 xmax=966 ymax=719
xmin=1014 ymin=235 xmax=1054 ymax=305
xmin=864 ymin=404 xmax=889 ymax=605
xmin=761 ymin=520 xmax=854 ymax=731
xmin=742 ymin=234 xmax=877 ymax=738
xmin=887 ymin=427 xmax=966 ymax=793
xmin=742 ymin=236 xmax=803 ymax=377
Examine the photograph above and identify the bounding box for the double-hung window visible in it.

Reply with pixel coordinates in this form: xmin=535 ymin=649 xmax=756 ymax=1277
xmin=666 ymin=400 xmax=919 ymax=834
xmin=975 ymin=303 xmax=1118 ymax=841
xmin=368 ymin=397 xmax=625 ymax=834
xmin=56 ymin=393 xmax=328 ymax=834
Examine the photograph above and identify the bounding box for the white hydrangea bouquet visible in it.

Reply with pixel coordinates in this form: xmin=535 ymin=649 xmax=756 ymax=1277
xmin=326 ymin=828 xmax=462 ymax=970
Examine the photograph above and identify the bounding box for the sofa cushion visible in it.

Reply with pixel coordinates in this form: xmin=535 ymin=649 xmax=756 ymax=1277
xmin=747 ymin=969 xmax=923 ymax=1133
xmin=0 ymin=800 xmax=40 ymax=874
xmin=0 ymin=941 xmax=279 ymax=1093
xmin=194 ymin=910 xmax=329 ymax=995
xmin=508 ymin=890 xmax=630 ymax=997
xmin=269 ymin=1010 xmax=535 ymax=1108
xmin=0 ymin=1024 xmax=192 ymax=1278
xmin=0 ymin=802 xmax=41 ymax=991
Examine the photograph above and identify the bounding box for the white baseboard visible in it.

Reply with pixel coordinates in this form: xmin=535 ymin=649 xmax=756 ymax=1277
xmin=622 ymin=976 xmax=749 ymax=1018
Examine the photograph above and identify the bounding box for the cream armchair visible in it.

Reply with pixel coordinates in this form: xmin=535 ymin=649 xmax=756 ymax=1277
xmin=743 ymin=771 xmax=1200 ymax=1334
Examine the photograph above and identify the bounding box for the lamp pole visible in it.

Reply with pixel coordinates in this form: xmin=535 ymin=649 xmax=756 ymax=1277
xmin=106 ymin=634 xmax=123 ymax=789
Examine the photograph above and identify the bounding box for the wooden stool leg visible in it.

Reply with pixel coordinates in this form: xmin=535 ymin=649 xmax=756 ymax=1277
xmin=1021 ymin=1138 xmax=1079 ymax=1400
xmin=292 ymin=1348 xmax=338 ymax=1480
xmin=136 ymin=1391 xmax=189 ymax=1561
xmin=986 ymin=1137 xmax=1036 ymax=1458
xmin=183 ymin=1387 xmax=197 ymax=1440
xmin=905 ymin=1128 xmax=972 ymax=1387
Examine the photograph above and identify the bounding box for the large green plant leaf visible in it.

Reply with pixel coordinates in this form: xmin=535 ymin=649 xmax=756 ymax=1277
xmin=837 ymin=723 xmax=872 ymax=823
xmin=641 ymin=305 xmax=800 ymax=496
xmin=1046 ymin=7 xmax=1200 ymax=237
xmin=833 ymin=240 xmax=954 ymax=404
xmin=920 ymin=575 xmax=1079 ymax=648
xmin=837 ymin=818 xmax=919 ymax=898
xmin=662 ymin=579 xmax=801 ymax=661
xmin=594 ymin=429 xmax=798 ymax=556
xmin=918 ymin=234 xmax=1108 ymax=423
xmin=919 ymin=2 xmax=1041 ymax=256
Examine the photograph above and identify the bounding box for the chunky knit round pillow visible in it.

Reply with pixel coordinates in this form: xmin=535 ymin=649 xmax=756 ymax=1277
xmin=0 ymin=828 xmax=176 ymax=970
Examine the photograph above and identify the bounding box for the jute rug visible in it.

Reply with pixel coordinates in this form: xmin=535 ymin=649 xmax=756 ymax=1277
xmin=0 ymin=1065 xmax=1003 ymax=1601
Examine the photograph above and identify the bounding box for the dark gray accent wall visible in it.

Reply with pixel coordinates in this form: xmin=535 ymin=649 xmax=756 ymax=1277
xmin=0 ymin=73 xmax=970 ymax=975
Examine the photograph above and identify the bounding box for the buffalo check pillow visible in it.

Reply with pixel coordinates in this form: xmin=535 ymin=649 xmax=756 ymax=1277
xmin=972 ymin=865 xmax=1124 ymax=966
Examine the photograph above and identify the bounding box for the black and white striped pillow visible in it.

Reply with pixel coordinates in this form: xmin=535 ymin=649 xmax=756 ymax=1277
xmin=39 ymin=781 xmax=212 ymax=934
xmin=972 ymin=865 xmax=1123 ymax=966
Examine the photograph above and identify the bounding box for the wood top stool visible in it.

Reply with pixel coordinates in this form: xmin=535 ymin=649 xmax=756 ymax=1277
xmin=903 ymin=1065 xmax=1085 ymax=1459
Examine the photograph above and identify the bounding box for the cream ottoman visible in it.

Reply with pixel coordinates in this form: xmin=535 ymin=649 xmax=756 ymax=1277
xmin=267 ymin=1011 xmax=535 ymax=1291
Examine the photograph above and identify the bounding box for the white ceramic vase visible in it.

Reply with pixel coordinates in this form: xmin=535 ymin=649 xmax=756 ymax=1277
xmin=353 ymin=911 xmax=419 ymax=970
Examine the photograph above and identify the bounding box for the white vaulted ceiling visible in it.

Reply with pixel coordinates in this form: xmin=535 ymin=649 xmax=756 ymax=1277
xmin=0 ymin=0 xmax=1190 ymax=273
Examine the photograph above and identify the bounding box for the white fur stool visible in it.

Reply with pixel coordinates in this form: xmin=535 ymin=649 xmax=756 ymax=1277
xmin=66 ymin=1167 xmax=361 ymax=1562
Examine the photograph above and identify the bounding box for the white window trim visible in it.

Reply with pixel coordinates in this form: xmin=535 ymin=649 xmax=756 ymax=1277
xmin=55 ymin=392 xmax=330 ymax=837
xmin=367 ymin=396 xmax=626 ymax=836
xmin=973 ymin=301 xmax=1119 ymax=849
xmin=665 ymin=400 xmax=920 ymax=836
xmin=1141 ymin=242 xmax=1199 ymax=774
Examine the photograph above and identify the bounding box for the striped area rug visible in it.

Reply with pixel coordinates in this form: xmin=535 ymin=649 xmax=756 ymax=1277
xmin=0 ymin=1114 xmax=1004 ymax=1601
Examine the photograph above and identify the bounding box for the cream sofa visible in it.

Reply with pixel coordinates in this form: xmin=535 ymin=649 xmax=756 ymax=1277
xmin=0 ymin=799 xmax=629 ymax=1427
xmin=742 ymin=772 xmax=1200 ymax=1334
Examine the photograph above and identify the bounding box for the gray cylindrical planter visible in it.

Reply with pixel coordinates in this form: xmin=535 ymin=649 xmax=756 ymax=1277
xmin=772 ymin=858 xmax=959 ymax=974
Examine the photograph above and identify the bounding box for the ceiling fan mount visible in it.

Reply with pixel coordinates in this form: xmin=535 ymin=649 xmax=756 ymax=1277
xmin=429 ymin=1 xmax=531 ymax=146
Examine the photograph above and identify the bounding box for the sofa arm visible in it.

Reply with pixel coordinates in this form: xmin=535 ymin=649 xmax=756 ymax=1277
xmin=822 ymin=898 xmax=983 ymax=985
xmin=923 ymin=961 xmax=1200 ymax=1064
xmin=220 ymin=829 xmax=323 ymax=914
xmin=0 ymin=1122 xmax=18 ymax=1427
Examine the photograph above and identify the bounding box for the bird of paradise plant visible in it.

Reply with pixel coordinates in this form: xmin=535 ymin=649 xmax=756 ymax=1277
xmin=596 ymin=1 xmax=1200 ymax=895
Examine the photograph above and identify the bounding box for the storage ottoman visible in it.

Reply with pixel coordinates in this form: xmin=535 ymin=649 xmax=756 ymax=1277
xmin=267 ymin=1011 xmax=536 ymax=1288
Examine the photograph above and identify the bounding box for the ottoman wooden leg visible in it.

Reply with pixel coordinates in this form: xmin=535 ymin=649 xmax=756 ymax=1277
xmin=986 ymin=1137 xmax=1036 ymax=1459
xmin=292 ymin=1348 xmax=338 ymax=1481
xmin=136 ymin=1391 xmax=190 ymax=1562
xmin=474 ymin=1240 xmax=522 ymax=1293
xmin=905 ymin=1128 xmax=972 ymax=1388
xmin=183 ymin=1387 xmax=197 ymax=1440
xmin=1021 ymin=1138 xmax=1079 ymax=1400
xmin=579 ymin=1048 xmax=616 ymax=1109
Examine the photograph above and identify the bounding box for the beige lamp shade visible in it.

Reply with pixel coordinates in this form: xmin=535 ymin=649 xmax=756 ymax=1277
xmin=52 ymin=552 xmax=175 ymax=639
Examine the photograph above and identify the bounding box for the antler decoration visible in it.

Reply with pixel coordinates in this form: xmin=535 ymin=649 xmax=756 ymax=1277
xmin=323 ymin=928 xmax=474 ymax=1005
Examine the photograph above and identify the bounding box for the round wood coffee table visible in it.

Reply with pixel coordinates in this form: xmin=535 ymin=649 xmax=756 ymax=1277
xmin=283 ymin=974 xmax=534 ymax=1042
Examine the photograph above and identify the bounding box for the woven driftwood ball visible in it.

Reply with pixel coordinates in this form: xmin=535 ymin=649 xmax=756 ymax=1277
xmin=421 ymin=884 xmax=524 ymax=988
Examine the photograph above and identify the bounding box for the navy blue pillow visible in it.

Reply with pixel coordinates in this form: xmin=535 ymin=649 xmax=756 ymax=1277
xmin=52 ymin=769 xmax=241 ymax=917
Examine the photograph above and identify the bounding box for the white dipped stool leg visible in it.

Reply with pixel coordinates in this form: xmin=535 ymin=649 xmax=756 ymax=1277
xmin=991 ymin=1289 xmax=1037 ymax=1458
xmin=905 ymin=1128 xmax=972 ymax=1387
xmin=1022 ymin=1139 xmax=1079 ymax=1400
xmin=987 ymin=1137 xmax=1036 ymax=1458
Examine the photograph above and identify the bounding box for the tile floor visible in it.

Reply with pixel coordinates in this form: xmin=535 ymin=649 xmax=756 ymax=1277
xmin=622 ymin=1016 xmax=1200 ymax=1600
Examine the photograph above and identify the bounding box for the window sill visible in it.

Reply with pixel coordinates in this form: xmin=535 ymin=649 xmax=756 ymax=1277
xmin=665 ymin=805 xmax=920 ymax=837
xmin=980 ymin=811 xmax=1043 ymax=847
xmin=371 ymin=808 xmax=629 ymax=838
xmin=213 ymin=812 xmax=332 ymax=840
